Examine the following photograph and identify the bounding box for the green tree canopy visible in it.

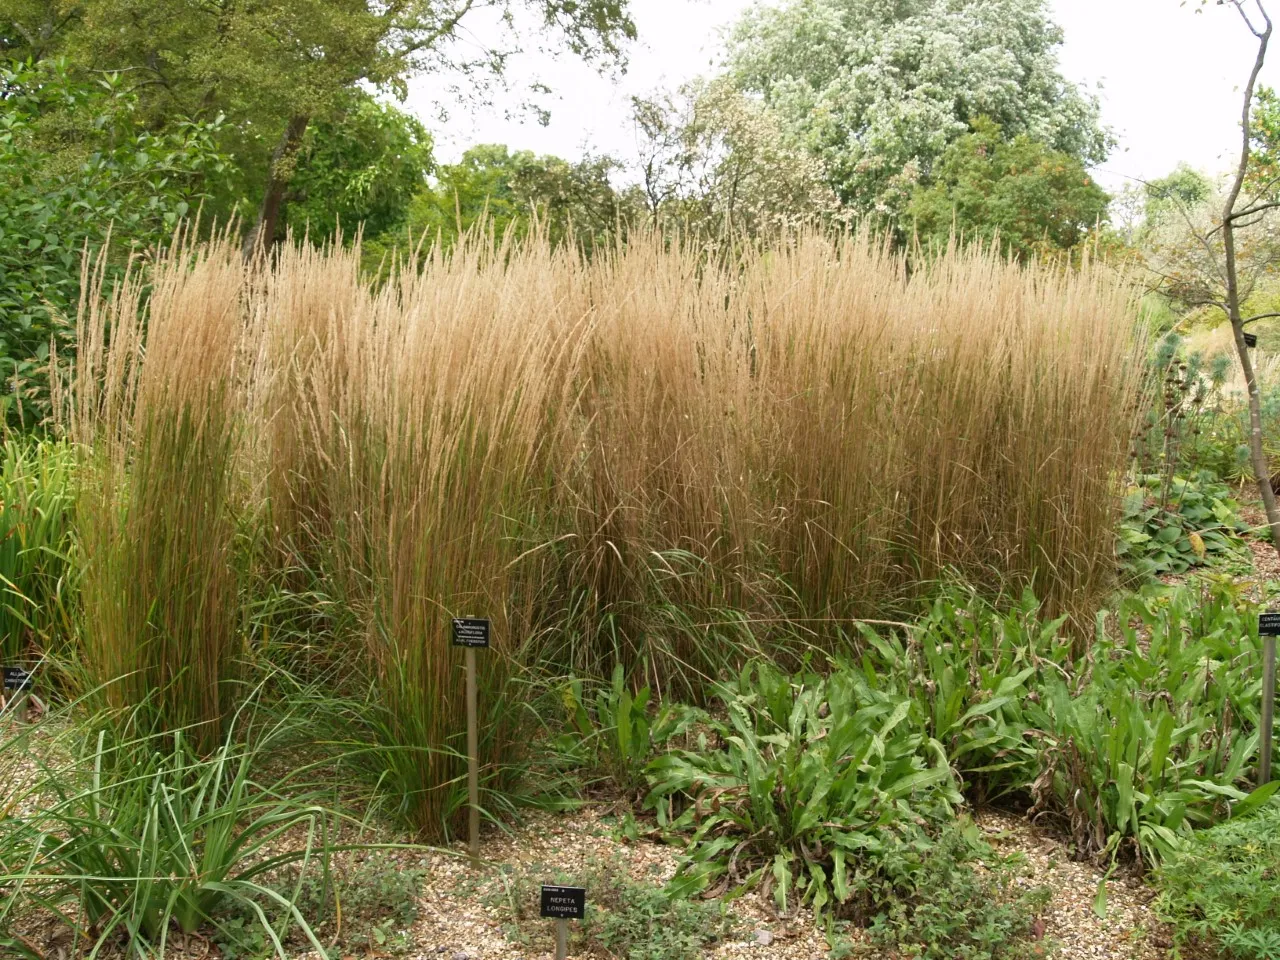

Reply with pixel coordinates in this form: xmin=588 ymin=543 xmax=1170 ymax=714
xmin=908 ymin=118 xmax=1110 ymax=260
xmin=283 ymin=92 xmax=433 ymax=241
xmin=1248 ymin=84 xmax=1280 ymax=197
xmin=0 ymin=58 xmax=227 ymax=426
xmin=724 ymin=0 xmax=1109 ymax=224
xmin=5 ymin=0 xmax=635 ymax=248
xmin=376 ymin=143 xmax=639 ymax=255
xmin=1144 ymin=165 xmax=1213 ymax=226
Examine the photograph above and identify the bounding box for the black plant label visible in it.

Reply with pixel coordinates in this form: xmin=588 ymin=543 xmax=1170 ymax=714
xmin=1260 ymin=613 xmax=1280 ymax=636
xmin=540 ymin=885 xmax=586 ymax=920
xmin=2 ymin=666 xmax=33 ymax=692
xmin=451 ymin=618 xmax=491 ymax=648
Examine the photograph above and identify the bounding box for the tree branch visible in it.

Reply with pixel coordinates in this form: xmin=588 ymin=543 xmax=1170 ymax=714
xmin=1229 ymin=199 xmax=1280 ymax=219
xmin=1227 ymin=0 xmax=1273 ymax=39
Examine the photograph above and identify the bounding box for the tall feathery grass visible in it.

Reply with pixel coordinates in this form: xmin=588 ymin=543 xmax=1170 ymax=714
xmin=67 ymin=231 xmax=248 ymax=750
xmin=745 ymin=238 xmax=1137 ymax=624
xmin=63 ymin=226 xmax=1143 ymax=835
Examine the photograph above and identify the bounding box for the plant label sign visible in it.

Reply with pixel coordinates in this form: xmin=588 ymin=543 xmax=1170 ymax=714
xmin=452 ymin=618 xmax=490 ymax=648
xmin=1260 ymin=613 xmax=1280 ymax=636
xmin=2 ymin=666 xmax=33 ymax=692
xmin=540 ymin=885 xmax=586 ymax=920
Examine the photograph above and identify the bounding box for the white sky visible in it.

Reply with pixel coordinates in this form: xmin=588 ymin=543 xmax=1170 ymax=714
xmin=404 ymin=0 xmax=1280 ymax=192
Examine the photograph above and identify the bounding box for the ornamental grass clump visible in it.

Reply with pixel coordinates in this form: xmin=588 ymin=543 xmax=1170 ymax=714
xmin=0 ymin=687 xmax=339 ymax=960
xmin=333 ymin=236 xmax=583 ymax=834
xmin=67 ymin=230 xmax=248 ymax=750
xmin=739 ymin=235 xmax=1140 ymax=630
xmin=59 ymin=224 xmax=1144 ymax=836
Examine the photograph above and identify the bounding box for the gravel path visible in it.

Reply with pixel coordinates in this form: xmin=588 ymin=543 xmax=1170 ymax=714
xmin=361 ymin=805 xmax=1166 ymax=960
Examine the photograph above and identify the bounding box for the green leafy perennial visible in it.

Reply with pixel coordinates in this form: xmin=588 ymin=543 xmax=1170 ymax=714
xmin=645 ymin=662 xmax=961 ymax=916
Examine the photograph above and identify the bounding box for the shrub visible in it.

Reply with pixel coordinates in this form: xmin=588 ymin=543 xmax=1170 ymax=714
xmin=1131 ymin=333 xmax=1231 ymax=481
xmin=857 ymin=585 xmax=1072 ymax=803
xmin=1156 ymin=804 xmax=1280 ymax=959
xmin=644 ymin=661 xmax=961 ymax=916
xmin=860 ymin=581 xmax=1277 ymax=867
xmin=0 ymin=58 xmax=228 ymax=430
xmin=849 ymin=578 xmax=1269 ymax=870
xmin=557 ymin=665 xmax=701 ymax=798
xmin=1027 ymin=584 xmax=1277 ymax=866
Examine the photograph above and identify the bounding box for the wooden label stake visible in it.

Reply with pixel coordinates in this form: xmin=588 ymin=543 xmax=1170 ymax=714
xmin=452 ymin=618 xmax=490 ymax=865
xmin=540 ymin=884 xmax=586 ymax=960
xmin=1258 ymin=613 xmax=1279 ymax=786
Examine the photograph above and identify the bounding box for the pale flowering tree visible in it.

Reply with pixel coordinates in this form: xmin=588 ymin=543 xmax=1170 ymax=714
xmin=630 ymin=78 xmax=848 ymax=236
xmin=722 ymin=0 xmax=1109 ymax=225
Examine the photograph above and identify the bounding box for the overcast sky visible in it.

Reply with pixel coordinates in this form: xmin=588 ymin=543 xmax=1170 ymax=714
xmin=404 ymin=0 xmax=1280 ymax=192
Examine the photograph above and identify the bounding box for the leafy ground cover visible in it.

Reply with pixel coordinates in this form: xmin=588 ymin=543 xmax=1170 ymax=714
xmin=3 ymin=575 xmax=1274 ymax=959
xmin=1117 ymin=472 xmax=1250 ymax=578
xmin=1157 ymin=803 xmax=1280 ymax=959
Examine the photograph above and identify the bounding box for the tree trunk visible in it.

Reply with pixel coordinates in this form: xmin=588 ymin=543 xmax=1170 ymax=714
xmin=1222 ymin=5 xmax=1280 ymax=556
xmin=242 ymin=114 xmax=310 ymax=260
xmin=1228 ymin=298 xmax=1280 ymax=549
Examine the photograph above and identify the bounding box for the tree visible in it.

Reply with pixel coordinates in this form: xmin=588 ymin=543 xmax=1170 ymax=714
xmin=1204 ymin=0 xmax=1280 ymax=791
xmin=908 ymin=118 xmax=1110 ymax=260
xmin=1145 ymin=165 xmax=1213 ymax=226
xmin=723 ymin=0 xmax=1109 ymax=225
xmin=377 ymin=143 xmax=639 ymax=254
xmin=1144 ymin=176 xmax=1280 ymax=313
xmin=0 ymin=58 xmax=228 ymax=428
xmin=630 ymin=78 xmax=846 ymax=236
xmin=1247 ymin=84 xmax=1280 ymax=194
xmin=283 ymin=91 xmax=433 ymax=242
xmin=5 ymin=1 xmax=636 ymax=253
xmin=1217 ymin=1 xmax=1280 ymax=557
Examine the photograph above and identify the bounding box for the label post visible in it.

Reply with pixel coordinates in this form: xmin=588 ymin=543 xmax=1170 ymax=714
xmin=1258 ymin=613 xmax=1279 ymax=786
xmin=466 ymin=645 xmax=478 ymax=861
xmin=540 ymin=884 xmax=586 ymax=960
xmin=451 ymin=618 xmax=491 ymax=864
